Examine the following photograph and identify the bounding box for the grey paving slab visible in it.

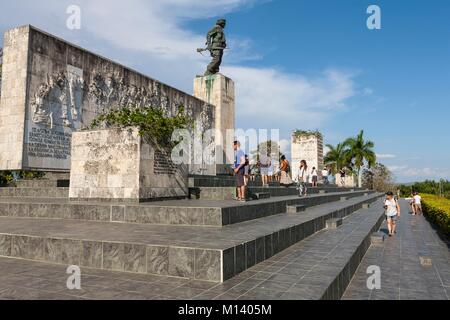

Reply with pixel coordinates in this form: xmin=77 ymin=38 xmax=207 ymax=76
xmin=342 ymin=200 xmax=450 ymax=300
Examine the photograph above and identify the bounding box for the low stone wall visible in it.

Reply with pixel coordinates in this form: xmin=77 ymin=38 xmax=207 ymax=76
xmin=69 ymin=127 xmax=188 ymax=202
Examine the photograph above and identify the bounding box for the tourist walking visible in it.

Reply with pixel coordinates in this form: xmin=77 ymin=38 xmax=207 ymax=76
xmin=233 ymin=141 xmax=246 ymax=202
xmin=244 ymin=154 xmax=250 ymax=187
xmin=272 ymin=161 xmax=279 ymax=183
xmin=279 ymin=155 xmax=293 ymax=186
xmin=311 ymin=167 xmax=318 ymax=187
xmin=408 ymin=192 xmax=416 ymax=215
xmin=413 ymin=192 xmax=422 ymax=215
xmin=259 ymin=151 xmax=271 ymax=187
xmin=396 ymin=188 xmax=401 ymax=201
xmin=384 ymin=191 xmax=401 ymax=236
xmin=339 ymin=169 xmax=346 ymax=187
xmin=297 ymin=160 xmax=308 ymax=197
xmin=322 ymin=167 xmax=329 ymax=185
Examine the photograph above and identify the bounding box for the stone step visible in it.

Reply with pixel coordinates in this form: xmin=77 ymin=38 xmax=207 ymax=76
xmin=252 ymin=193 xmax=271 ymax=200
xmin=0 ymin=190 xmax=375 ymax=227
xmin=286 ymin=205 xmax=307 ymax=214
xmin=189 ymin=185 xmax=364 ymax=201
xmin=326 ymin=218 xmax=343 ymax=229
xmin=189 ymin=175 xmax=262 ymax=188
xmin=238 ymin=199 xmax=385 ymax=300
xmin=13 ymin=179 xmax=70 ymax=188
xmin=43 ymin=172 xmax=71 ymax=180
xmin=0 ymin=194 xmax=383 ymax=283
xmin=0 ymin=187 xmax=69 ymax=198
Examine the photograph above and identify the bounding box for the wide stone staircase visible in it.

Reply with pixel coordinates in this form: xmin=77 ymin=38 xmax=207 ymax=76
xmin=0 ymin=173 xmax=384 ymax=298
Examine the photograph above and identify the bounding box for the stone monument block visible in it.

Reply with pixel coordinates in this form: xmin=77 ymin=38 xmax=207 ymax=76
xmin=193 ymin=74 xmax=235 ymax=174
xmin=69 ymin=127 xmax=188 ymax=202
xmin=0 ymin=25 xmax=215 ymax=173
xmin=291 ymin=131 xmax=324 ymax=181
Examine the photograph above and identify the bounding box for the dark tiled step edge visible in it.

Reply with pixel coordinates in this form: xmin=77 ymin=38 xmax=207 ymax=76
xmin=320 ymin=210 xmax=385 ymax=300
xmin=0 ymin=195 xmax=381 ymax=283
xmin=221 ymin=195 xmax=382 ymax=282
xmin=189 ymin=186 xmax=363 ymax=200
xmin=0 ymin=191 xmax=374 ymax=227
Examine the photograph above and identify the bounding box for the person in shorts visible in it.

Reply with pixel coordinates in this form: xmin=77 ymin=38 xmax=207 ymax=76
xmin=233 ymin=141 xmax=246 ymax=201
xmin=384 ymin=191 xmax=401 ymax=236
xmin=413 ymin=192 xmax=422 ymax=215
xmin=259 ymin=151 xmax=271 ymax=187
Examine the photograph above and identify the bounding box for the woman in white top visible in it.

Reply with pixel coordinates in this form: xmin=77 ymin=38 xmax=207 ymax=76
xmin=413 ymin=192 xmax=422 ymax=215
xmin=384 ymin=191 xmax=401 ymax=236
xmin=297 ymin=160 xmax=308 ymax=197
xmin=311 ymin=167 xmax=318 ymax=187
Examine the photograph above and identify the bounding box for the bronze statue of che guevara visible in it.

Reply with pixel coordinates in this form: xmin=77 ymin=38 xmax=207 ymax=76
xmin=197 ymin=19 xmax=227 ymax=76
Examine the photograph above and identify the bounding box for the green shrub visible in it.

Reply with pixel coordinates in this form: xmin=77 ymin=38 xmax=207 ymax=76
xmin=90 ymin=105 xmax=193 ymax=147
xmin=0 ymin=171 xmax=45 ymax=186
xmin=422 ymin=194 xmax=450 ymax=235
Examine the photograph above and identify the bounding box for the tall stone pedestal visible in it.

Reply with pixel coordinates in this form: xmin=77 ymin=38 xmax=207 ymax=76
xmin=193 ymin=74 xmax=235 ymax=175
xmin=291 ymin=132 xmax=324 ymax=181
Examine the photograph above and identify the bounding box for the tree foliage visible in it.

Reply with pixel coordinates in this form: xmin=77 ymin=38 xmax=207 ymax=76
xmin=324 ymin=142 xmax=351 ymax=174
xmin=362 ymin=162 xmax=394 ymax=192
xmin=251 ymin=140 xmax=283 ymax=162
xmin=398 ymin=180 xmax=450 ymax=199
xmin=0 ymin=171 xmax=45 ymax=186
xmin=324 ymin=130 xmax=376 ymax=188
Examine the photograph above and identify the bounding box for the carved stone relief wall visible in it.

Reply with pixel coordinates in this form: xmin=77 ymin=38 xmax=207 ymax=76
xmin=0 ymin=48 xmax=3 ymax=98
xmin=19 ymin=26 xmax=215 ymax=171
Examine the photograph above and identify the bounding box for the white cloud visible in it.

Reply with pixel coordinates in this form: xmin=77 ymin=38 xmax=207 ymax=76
xmin=1 ymin=0 xmax=356 ymax=136
xmin=388 ymin=165 xmax=450 ymax=180
xmin=223 ymin=66 xmax=356 ymax=129
xmin=376 ymin=153 xmax=396 ymax=159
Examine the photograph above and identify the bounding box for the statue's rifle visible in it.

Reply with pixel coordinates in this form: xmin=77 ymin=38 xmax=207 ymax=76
xmin=196 ymin=47 xmax=229 ymax=56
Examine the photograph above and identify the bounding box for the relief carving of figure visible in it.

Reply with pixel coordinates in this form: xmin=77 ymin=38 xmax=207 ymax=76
xmin=104 ymin=74 xmax=118 ymax=106
xmin=31 ymin=82 xmax=52 ymax=127
xmin=31 ymin=66 xmax=84 ymax=129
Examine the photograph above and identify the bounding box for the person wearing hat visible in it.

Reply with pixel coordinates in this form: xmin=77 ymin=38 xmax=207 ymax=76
xmin=384 ymin=191 xmax=401 ymax=236
xmin=204 ymin=19 xmax=227 ymax=75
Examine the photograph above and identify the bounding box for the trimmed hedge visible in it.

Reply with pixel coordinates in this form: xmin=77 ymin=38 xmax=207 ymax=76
xmin=421 ymin=194 xmax=450 ymax=235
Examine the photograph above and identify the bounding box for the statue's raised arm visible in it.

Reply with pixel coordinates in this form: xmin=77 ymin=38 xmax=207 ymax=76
xmin=197 ymin=19 xmax=227 ymax=76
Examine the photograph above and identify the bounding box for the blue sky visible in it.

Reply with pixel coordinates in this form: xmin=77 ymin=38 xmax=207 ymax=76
xmin=1 ymin=0 xmax=449 ymax=182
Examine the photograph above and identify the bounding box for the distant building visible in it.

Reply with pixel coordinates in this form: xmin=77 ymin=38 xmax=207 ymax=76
xmin=291 ymin=130 xmax=324 ymax=181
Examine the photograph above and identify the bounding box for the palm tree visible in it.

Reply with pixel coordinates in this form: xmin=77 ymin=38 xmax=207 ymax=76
xmin=324 ymin=142 xmax=351 ymax=174
xmin=344 ymin=130 xmax=376 ymax=188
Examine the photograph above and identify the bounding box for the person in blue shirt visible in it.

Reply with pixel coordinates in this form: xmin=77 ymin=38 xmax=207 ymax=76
xmin=233 ymin=140 xmax=246 ymax=201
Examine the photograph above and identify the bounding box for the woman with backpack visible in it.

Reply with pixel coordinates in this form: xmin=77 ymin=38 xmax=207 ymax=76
xmin=384 ymin=191 xmax=401 ymax=236
xmin=279 ymin=155 xmax=293 ymax=187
